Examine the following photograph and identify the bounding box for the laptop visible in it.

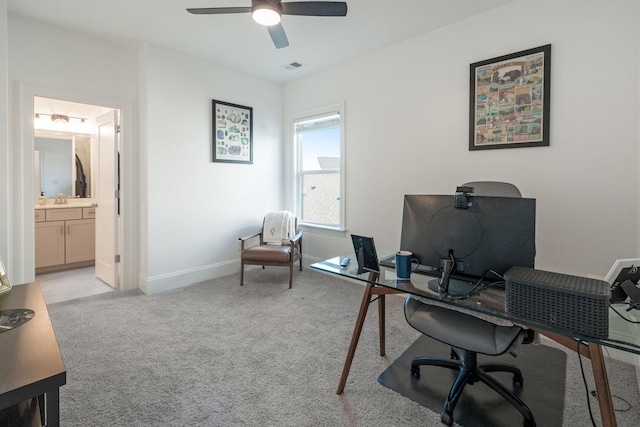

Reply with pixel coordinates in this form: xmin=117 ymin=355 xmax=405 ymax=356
xmin=350 ymin=234 xmax=380 ymax=274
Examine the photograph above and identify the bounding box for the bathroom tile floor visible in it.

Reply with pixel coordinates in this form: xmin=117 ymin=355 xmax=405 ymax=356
xmin=37 ymin=266 xmax=115 ymax=304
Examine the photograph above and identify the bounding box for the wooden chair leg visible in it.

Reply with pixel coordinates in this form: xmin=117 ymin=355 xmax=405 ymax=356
xmin=289 ymin=262 xmax=293 ymax=289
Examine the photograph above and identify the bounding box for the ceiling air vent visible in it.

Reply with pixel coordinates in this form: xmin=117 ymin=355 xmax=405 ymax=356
xmin=283 ymin=61 xmax=304 ymax=70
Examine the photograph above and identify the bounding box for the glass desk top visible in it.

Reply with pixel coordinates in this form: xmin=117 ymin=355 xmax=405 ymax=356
xmin=312 ymin=254 xmax=640 ymax=356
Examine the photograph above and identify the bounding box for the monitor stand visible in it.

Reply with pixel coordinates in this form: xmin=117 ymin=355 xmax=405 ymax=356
xmin=427 ymin=277 xmax=476 ymax=297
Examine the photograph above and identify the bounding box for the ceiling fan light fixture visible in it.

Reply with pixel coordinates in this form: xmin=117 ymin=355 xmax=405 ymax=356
xmin=252 ymin=5 xmax=280 ymax=26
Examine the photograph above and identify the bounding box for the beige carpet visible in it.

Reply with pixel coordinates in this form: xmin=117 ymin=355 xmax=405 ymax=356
xmin=46 ymin=267 xmax=640 ymax=426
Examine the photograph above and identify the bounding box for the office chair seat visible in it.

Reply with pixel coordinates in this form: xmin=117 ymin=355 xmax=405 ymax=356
xmin=404 ymin=298 xmax=522 ymax=355
xmin=405 ymin=297 xmax=535 ymax=427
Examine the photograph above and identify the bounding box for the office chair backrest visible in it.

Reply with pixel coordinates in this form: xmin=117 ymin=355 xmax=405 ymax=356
xmin=462 ymin=181 xmax=521 ymax=198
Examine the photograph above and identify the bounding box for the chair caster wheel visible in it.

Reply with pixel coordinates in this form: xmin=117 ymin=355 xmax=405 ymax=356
xmin=514 ymin=373 xmax=524 ymax=386
xmin=441 ymin=411 xmax=453 ymax=426
xmin=410 ymin=365 xmax=420 ymax=378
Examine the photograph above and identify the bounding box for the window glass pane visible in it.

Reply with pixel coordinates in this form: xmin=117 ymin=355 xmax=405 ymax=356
xmin=300 ymin=128 xmax=340 ymax=171
xmin=294 ymin=108 xmax=343 ymax=228
xmin=301 ymin=171 xmax=340 ymax=225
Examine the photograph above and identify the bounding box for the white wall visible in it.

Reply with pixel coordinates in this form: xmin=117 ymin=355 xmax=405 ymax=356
xmin=142 ymin=45 xmax=284 ymax=293
xmin=7 ymin=14 xmax=139 ymax=286
xmin=0 ymin=0 xmax=9 ymax=276
xmin=284 ymin=0 xmax=640 ymax=278
xmin=6 ymin=15 xmax=284 ymax=294
xmin=5 ymin=0 xmax=639 ymax=293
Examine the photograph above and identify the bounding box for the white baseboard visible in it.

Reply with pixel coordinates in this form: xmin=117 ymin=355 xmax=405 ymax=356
xmin=143 ymin=259 xmax=240 ymax=294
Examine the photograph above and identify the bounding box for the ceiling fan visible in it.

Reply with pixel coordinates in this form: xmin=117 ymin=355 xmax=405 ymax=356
xmin=187 ymin=0 xmax=348 ymax=49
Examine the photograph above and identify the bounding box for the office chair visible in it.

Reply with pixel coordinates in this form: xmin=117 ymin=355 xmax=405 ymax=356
xmin=404 ymin=181 xmax=535 ymax=427
xmin=239 ymin=212 xmax=303 ymax=289
xmin=461 ymin=180 xmax=522 ymax=198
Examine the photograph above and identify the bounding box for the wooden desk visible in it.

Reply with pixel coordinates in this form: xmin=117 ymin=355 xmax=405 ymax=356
xmin=0 ymin=282 xmax=66 ymax=427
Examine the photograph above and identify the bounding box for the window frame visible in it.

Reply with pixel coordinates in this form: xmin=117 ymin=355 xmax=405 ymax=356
xmin=291 ymin=103 xmax=346 ymax=232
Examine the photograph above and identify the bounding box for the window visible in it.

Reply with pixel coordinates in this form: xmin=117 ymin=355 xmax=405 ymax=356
xmin=293 ymin=104 xmax=344 ymax=230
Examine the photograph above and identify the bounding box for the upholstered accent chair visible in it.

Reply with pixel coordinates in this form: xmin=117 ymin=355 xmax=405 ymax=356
xmin=239 ymin=212 xmax=303 ymax=289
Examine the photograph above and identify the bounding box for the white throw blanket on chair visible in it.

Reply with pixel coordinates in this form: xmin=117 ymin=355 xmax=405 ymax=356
xmin=263 ymin=211 xmax=294 ymax=245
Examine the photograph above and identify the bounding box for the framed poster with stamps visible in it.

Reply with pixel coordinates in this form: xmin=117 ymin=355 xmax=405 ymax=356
xmin=469 ymin=44 xmax=551 ymax=151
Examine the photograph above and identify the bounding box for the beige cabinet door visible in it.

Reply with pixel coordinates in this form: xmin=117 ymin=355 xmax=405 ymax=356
xmin=65 ymin=219 xmax=96 ymax=264
xmin=35 ymin=221 xmax=65 ymax=268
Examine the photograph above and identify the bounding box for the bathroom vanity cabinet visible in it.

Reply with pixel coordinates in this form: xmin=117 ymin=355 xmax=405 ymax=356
xmin=35 ymin=206 xmax=95 ymax=272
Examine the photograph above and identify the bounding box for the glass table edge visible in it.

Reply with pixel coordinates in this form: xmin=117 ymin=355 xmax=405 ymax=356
xmin=311 ymin=257 xmax=640 ymax=356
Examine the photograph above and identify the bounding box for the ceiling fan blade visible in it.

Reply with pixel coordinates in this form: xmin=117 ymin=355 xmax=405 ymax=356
xmin=281 ymin=1 xmax=347 ymax=16
xmin=267 ymin=23 xmax=290 ymax=49
xmin=187 ymin=7 xmax=252 ymax=15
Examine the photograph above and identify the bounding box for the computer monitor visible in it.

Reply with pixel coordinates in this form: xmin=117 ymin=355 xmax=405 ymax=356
xmin=400 ymin=194 xmax=536 ymax=295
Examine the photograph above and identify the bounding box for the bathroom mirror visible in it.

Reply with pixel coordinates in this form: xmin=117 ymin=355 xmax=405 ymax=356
xmin=34 ymin=132 xmax=92 ymax=199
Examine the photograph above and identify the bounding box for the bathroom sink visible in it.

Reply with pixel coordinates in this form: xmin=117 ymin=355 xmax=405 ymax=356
xmin=35 ymin=199 xmax=95 ymax=209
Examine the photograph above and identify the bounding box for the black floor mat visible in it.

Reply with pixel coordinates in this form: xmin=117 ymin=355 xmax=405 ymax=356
xmin=378 ymin=335 xmax=567 ymax=427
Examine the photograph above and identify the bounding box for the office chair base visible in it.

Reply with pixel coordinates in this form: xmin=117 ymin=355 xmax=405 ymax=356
xmin=410 ymin=352 xmax=535 ymax=427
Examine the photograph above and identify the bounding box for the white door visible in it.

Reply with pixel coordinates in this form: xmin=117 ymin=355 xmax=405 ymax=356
xmin=95 ymin=110 xmax=119 ymax=288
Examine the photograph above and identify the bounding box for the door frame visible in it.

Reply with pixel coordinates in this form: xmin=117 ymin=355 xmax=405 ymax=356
xmin=11 ymin=81 xmax=138 ymax=290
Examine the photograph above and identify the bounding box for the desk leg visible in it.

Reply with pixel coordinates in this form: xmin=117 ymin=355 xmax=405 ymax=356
xmin=589 ymin=343 xmax=617 ymax=427
xmin=38 ymin=394 xmax=45 ymax=425
xmin=45 ymin=388 xmax=61 ymax=427
xmin=337 ymin=283 xmax=374 ymax=395
xmin=536 ymin=330 xmax=617 ymax=427
xmin=378 ymin=294 xmax=386 ymax=357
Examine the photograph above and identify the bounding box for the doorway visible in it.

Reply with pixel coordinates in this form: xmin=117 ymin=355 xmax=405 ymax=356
xmin=33 ymin=96 xmax=121 ymax=292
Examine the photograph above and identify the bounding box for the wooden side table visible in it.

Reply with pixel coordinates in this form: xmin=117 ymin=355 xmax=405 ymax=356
xmin=0 ymin=282 xmax=66 ymax=426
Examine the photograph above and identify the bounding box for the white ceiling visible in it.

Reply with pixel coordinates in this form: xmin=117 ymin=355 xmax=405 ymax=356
xmin=8 ymin=0 xmax=517 ymax=83
xmin=34 ymin=97 xmax=112 ymax=120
